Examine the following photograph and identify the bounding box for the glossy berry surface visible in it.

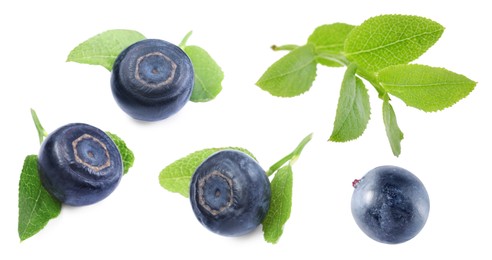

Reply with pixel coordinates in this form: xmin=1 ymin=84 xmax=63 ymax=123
xmin=190 ymin=150 xmax=271 ymax=237
xmin=38 ymin=123 xmax=123 ymax=206
xmin=351 ymin=165 xmax=430 ymax=244
xmin=111 ymin=39 xmax=194 ymax=121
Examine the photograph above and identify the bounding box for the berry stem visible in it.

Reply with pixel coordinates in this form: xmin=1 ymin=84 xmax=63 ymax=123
xmin=31 ymin=108 xmax=48 ymax=144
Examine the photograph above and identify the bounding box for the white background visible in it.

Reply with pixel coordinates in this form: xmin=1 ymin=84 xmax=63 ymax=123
xmin=1 ymin=0 xmax=490 ymax=259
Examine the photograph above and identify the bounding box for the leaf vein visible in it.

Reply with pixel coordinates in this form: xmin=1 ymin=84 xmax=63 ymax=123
xmin=20 ymin=185 xmax=43 ymax=238
xmin=347 ymin=29 xmax=443 ymax=56
xmin=260 ymin=57 xmax=316 ymax=82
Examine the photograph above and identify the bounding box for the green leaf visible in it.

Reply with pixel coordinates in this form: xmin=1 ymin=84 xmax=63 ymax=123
xmin=183 ymin=45 xmax=224 ymax=102
xmin=308 ymin=23 xmax=355 ymax=67
xmin=345 ymin=15 xmax=444 ymax=72
xmin=106 ymin=132 xmax=135 ymax=175
xmin=262 ymin=165 xmax=293 ymax=244
xmin=159 ymin=147 xmax=254 ymax=198
xmin=261 ymin=133 xmax=311 ymax=243
xmin=179 ymin=31 xmax=223 ymax=102
xmin=18 ymin=155 xmax=62 ymax=241
xmin=329 ymin=64 xmax=370 ymax=142
xmin=383 ymin=99 xmax=404 ymax=157
xmin=377 ymin=64 xmax=477 ymax=112
xmin=257 ymin=44 xmax=317 ymax=97
xmin=67 ymin=29 xmax=146 ymax=71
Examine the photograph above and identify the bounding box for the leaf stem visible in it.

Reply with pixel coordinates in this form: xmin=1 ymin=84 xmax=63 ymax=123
xmin=31 ymin=109 xmax=48 ymax=144
xmin=316 ymin=49 xmax=387 ymax=98
xmin=316 ymin=52 xmax=350 ymax=66
xmin=266 ymin=152 xmax=294 ymax=177
xmin=179 ymin=31 xmax=193 ymax=49
xmin=355 ymin=67 xmax=386 ymax=98
xmin=271 ymin=44 xmax=299 ymax=51
xmin=289 ymin=133 xmax=313 ymax=165
xmin=266 ymin=133 xmax=313 ymax=176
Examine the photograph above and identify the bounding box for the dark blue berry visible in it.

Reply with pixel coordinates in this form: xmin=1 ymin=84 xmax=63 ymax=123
xmin=351 ymin=166 xmax=430 ymax=244
xmin=37 ymin=123 xmax=123 ymax=206
xmin=189 ymin=150 xmax=271 ymax=237
xmin=111 ymin=39 xmax=194 ymax=121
